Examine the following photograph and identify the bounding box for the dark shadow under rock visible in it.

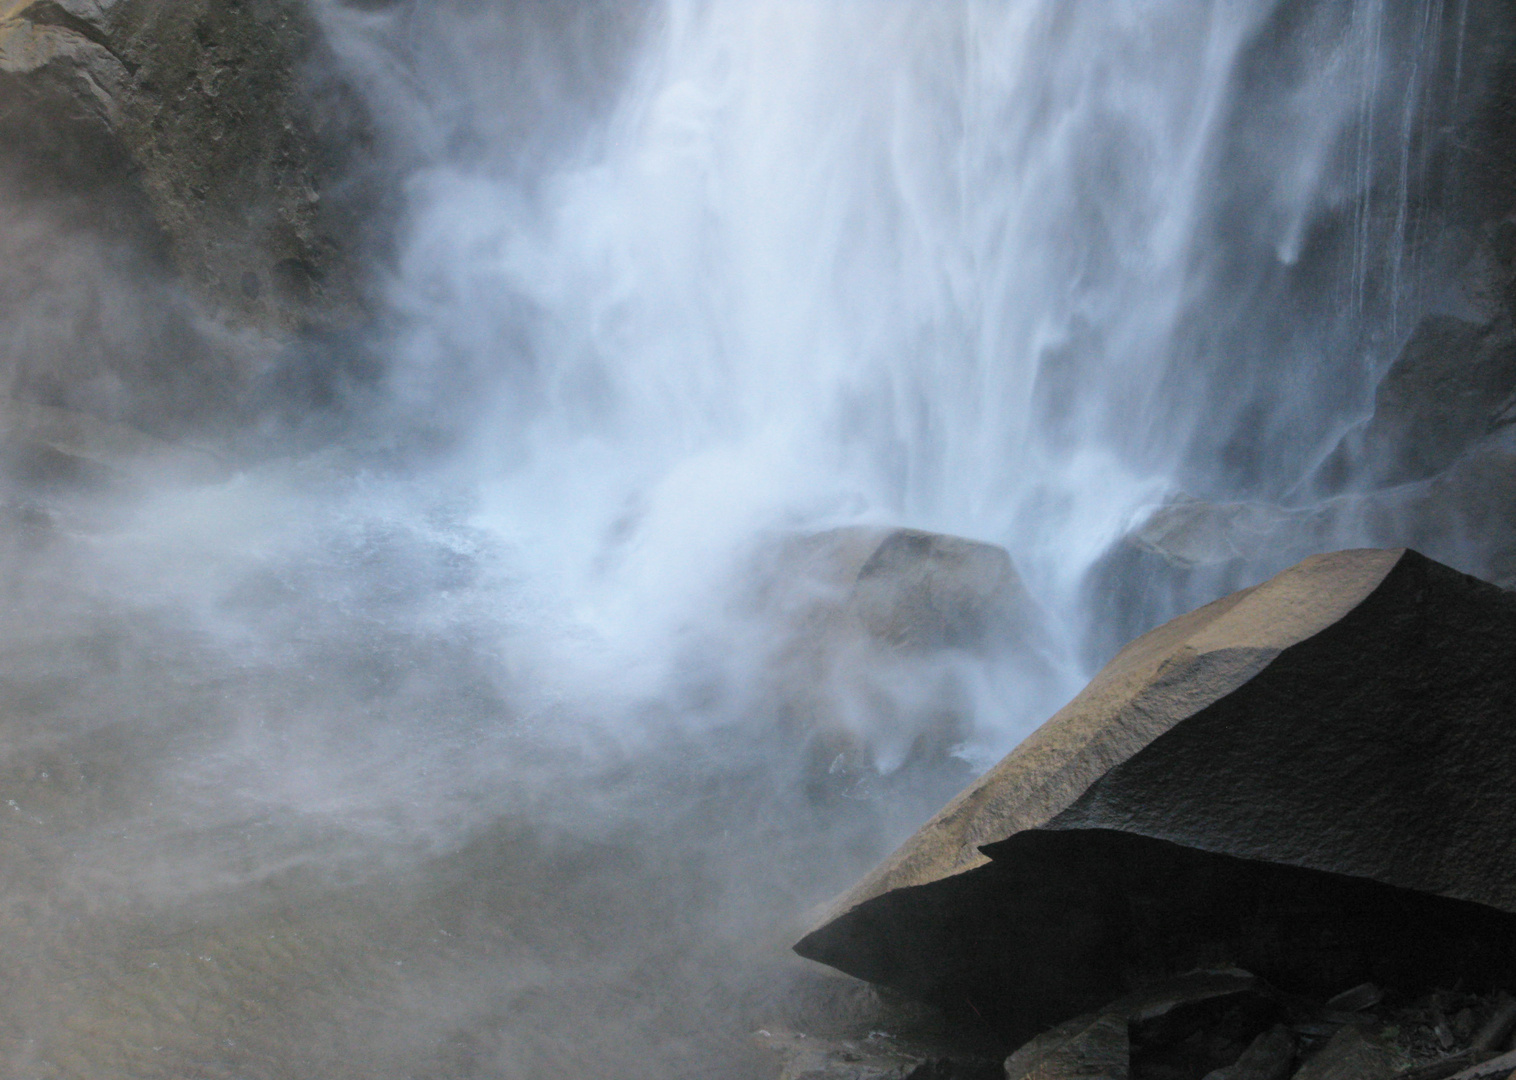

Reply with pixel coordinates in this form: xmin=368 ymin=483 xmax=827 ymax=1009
xmin=798 ymin=829 xmax=1516 ymax=1046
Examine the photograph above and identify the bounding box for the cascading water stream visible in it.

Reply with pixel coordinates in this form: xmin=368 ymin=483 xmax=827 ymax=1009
xmin=335 ymin=0 xmax=1444 ymax=753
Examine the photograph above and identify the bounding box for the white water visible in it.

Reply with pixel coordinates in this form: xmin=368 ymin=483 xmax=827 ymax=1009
xmin=340 ymin=0 xmax=1428 ymax=746
xmin=0 ymin=2 xmax=1479 ymax=1077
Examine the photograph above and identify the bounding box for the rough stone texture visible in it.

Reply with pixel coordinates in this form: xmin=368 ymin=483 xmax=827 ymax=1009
xmin=1003 ymin=1014 xmax=1129 ymax=1080
xmin=1392 ymin=440 xmax=1516 ymax=589
xmin=1123 ymin=500 xmax=1314 ymax=571
xmin=996 ymin=971 xmax=1277 ymax=1080
xmin=797 ymin=548 xmax=1516 ymax=1039
xmin=760 ymin=527 xmax=1049 ymax=657
xmin=0 ymin=0 xmax=366 ymax=331
xmin=849 ymin=529 xmax=1035 ymax=652
xmin=1471 ymin=995 xmax=1516 ymax=1054
xmin=0 ymin=1 xmax=128 ymax=127
xmin=1447 ymin=1048 xmax=1516 ymax=1080
xmin=760 ymin=1029 xmax=1002 ymax=1080
xmin=1200 ymin=1025 xmax=1294 ymax=1080
xmin=1292 ymin=1027 xmax=1408 ymax=1080
xmin=765 ymin=1032 xmax=925 ymax=1080
xmin=803 ymin=549 xmax=1406 ymax=908
xmin=1115 ymin=970 xmax=1277 ymax=1078
xmin=753 ymin=968 xmax=1006 ymax=1080
xmin=1043 ymin=554 xmax=1516 ymax=906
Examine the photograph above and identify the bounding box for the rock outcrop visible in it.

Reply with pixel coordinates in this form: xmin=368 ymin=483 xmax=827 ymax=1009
xmin=0 ymin=0 xmax=368 ymax=332
xmin=1004 ymin=1013 xmax=1130 ymax=1080
xmin=1082 ymin=428 xmax=1516 ymax=669
xmin=1318 ymin=316 xmax=1516 ymax=490
xmin=796 ymin=548 xmax=1516 ymax=1041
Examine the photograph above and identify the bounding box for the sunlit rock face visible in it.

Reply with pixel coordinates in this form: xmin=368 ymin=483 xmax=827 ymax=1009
xmin=798 ymin=549 xmax=1516 ymax=1040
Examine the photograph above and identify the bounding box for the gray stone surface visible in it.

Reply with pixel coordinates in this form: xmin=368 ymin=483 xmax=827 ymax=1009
xmin=1003 ymin=1014 xmax=1128 ymax=1080
xmin=1320 ymin=316 xmax=1516 ymax=488
xmin=1446 ymin=1048 xmax=1516 ymax=1080
xmin=1201 ymin=1025 xmax=1294 ymax=1080
xmin=753 ymin=526 xmax=1057 ymax=797
xmin=802 ymin=549 xmax=1409 ymax=915
xmin=1293 ymin=1026 xmax=1408 ymax=1080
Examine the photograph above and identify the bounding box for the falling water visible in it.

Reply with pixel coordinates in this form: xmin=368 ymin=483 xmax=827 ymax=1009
xmin=0 ymin=1 xmax=1499 ymax=1078
xmin=327 ymin=0 xmax=1469 ymax=710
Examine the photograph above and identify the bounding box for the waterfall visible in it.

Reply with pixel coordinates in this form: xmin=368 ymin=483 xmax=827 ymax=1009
xmin=0 ymin=2 xmax=1495 ymax=1077
xmin=317 ymin=0 xmax=1459 ymax=754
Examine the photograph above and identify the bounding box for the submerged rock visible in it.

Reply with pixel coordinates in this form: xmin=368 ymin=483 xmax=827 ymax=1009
xmin=796 ymin=548 xmax=1516 ymax=1040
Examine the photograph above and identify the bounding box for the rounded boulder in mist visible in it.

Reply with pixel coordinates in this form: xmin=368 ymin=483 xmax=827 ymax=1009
xmin=751 ymin=526 xmax=1058 ymax=797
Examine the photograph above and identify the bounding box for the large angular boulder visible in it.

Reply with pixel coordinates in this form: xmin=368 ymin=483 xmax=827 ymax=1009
xmin=796 ymin=549 xmax=1516 ymax=1041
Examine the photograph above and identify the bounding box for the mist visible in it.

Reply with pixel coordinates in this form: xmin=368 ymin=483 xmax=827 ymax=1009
xmin=0 ymin=1 xmax=1506 ymax=1077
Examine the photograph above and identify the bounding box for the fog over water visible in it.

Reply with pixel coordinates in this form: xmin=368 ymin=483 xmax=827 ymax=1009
xmin=0 ymin=2 xmax=1497 ymax=1077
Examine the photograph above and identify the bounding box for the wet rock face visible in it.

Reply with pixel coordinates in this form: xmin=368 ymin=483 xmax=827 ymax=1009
xmin=1319 ymin=316 xmax=1516 ymax=489
xmin=849 ymin=530 xmax=1033 ymax=653
xmin=796 ymin=548 xmax=1516 ymax=1041
xmin=0 ymin=0 xmax=368 ymax=332
xmin=750 ymin=526 xmax=1058 ymax=802
xmin=1081 ymin=430 xmax=1516 ymax=673
xmin=760 ymin=528 xmax=1049 ymax=658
